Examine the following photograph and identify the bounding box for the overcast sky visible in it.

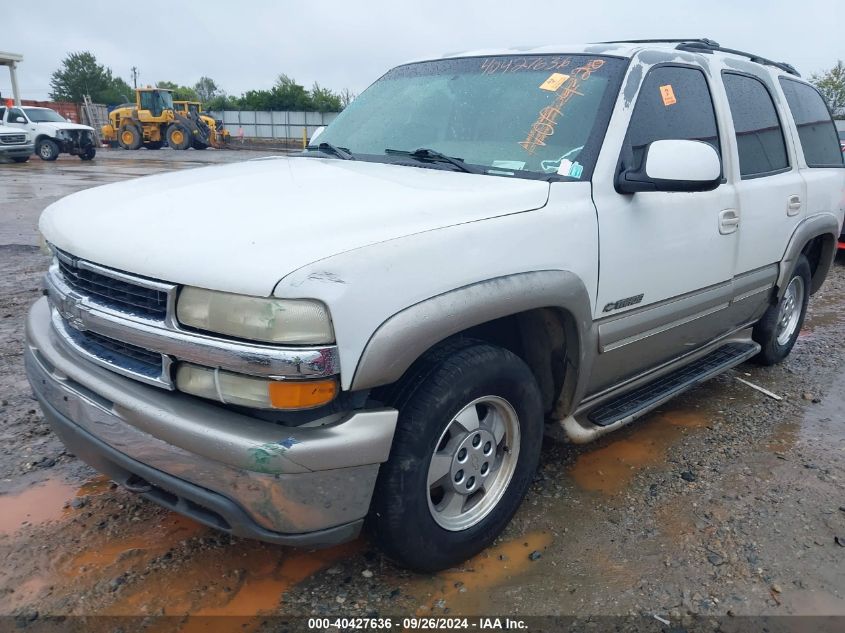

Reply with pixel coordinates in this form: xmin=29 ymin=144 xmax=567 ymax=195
xmin=2 ymin=0 xmax=843 ymax=101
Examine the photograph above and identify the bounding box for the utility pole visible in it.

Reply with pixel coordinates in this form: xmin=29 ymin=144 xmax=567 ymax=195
xmin=131 ymin=66 xmax=138 ymax=89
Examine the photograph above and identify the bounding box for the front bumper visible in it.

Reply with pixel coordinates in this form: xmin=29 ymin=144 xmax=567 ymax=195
xmin=0 ymin=143 xmax=34 ymax=158
xmin=25 ymin=297 xmax=398 ymax=546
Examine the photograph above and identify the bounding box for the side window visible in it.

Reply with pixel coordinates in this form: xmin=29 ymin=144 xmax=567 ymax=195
xmin=139 ymin=92 xmax=153 ymax=111
xmin=722 ymin=73 xmax=789 ymax=177
xmin=8 ymin=108 xmax=25 ymax=122
xmin=0 ymin=107 xmax=5 ymax=120
xmin=779 ymin=78 xmax=843 ymax=168
xmin=623 ymin=65 xmax=720 ymax=172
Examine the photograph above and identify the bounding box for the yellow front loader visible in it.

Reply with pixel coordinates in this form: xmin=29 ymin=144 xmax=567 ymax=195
xmin=102 ymin=88 xmax=222 ymax=150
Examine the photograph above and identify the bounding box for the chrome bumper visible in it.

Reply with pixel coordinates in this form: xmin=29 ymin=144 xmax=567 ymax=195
xmin=25 ymin=297 xmax=398 ymax=544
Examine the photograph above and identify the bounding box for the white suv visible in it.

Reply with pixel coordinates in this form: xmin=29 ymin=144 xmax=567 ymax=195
xmin=26 ymin=40 xmax=845 ymax=570
xmin=1 ymin=106 xmax=96 ymax=161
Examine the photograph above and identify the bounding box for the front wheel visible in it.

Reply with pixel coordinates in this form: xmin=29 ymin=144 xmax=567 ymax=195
xmin=36 ymin=138 xmax=60 ymax=161
xmin=79 ymin=147 xmax=96 ymax=160
xmin=752 ymin=254 xmax=811 ymax=365
xmin=370 ymin=342 xmax=543 ymax=571
xmin=167 ymin=124 xmax=192 ymax=150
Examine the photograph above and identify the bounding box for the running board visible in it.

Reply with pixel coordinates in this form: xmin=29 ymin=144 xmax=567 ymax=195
xmin=586 ymin=341 xmax=760 ymax=428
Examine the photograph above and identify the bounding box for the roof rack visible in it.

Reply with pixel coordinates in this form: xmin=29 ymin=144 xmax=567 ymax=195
xmin=676 ymin=40 xmax=800 ymax=77
xmin=597 ymin=38 xmax=800 ymax=77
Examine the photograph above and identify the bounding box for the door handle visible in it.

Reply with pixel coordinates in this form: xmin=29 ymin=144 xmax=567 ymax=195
xmin=718 ymin=209 xmax=740 ymax=235
xmin=787 ymin=195 xmax=802 ymax=216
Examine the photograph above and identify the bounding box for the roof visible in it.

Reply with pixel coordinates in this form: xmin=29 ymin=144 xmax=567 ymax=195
xmin=427 ymin=39 xmax=799 ymax=77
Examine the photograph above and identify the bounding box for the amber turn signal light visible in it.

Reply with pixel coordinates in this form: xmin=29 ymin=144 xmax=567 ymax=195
xmin=268 ymin=379 xmax=338 ymax=410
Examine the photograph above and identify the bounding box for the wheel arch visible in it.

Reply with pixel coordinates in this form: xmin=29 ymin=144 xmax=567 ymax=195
xmin=778 ymin=213 xmax=839 ymax=298
xmin=351 ymin=270 xmax=597 ymax=418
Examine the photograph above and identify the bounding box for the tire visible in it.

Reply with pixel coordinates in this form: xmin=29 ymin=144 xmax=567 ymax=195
xmin=118 ymin=125 xmax=142 ymax=150
xmin=12 ymin=156 xmax=29 ymax=163
xmin=752 ymin=254 xmax=811 ymax=365
xmin=167 ymin=124 xmax=192 ymax=150
xmin=370 ymin=341 xmax=543 ymax=571
xmin=36 ymin=138 xmax=60 ymax=161
xmin=143 ymin=141 xmax=163 ymax=150
xmin=79 ymin=147 xmax=96 ymax=161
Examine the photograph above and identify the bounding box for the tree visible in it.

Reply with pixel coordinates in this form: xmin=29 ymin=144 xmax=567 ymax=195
xmin=49 ymin=52 xmax=131 ymax=105
xmin=194 ymin=76 xmax=220 ymax=103
xmin=310 ymin=82 xmax=342 ymax=112
xmin=339 ymin=88 xmax=356 ymax=109
xmin=157 ymin=81 xmax=199 ymax=101
xmin=811 ymin=60 xmax=845 ymax=118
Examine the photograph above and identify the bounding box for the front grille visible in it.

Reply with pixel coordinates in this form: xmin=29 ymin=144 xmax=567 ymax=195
xmin=56 ymin=253 xmax=169 ymax=320
xmin=0 ymin=134 xmax=26 ymax=144
xmin=62 ymin=324 xmax=164 ymax=379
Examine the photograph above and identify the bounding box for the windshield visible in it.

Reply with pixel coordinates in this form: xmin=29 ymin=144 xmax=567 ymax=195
xmin=23 ymin=108 xmax=66 ymax=123
xmin=312 ymin=54 xmax=625 ymax=179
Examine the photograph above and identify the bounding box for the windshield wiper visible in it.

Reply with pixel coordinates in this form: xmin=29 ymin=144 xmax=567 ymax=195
xmin=307 ymin=142 xmax=354 ymax=160
xmin=384 ymin=148 xmax=480 ymax=174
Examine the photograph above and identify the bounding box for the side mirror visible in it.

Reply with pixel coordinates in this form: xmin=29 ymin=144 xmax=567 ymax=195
xmin=309 ymin=126 xmax=326 ymax=144
xmin=616 ymin=139 xmax=721 ymax=194
xmin=15 ymin=116 xmax=26 ymax=124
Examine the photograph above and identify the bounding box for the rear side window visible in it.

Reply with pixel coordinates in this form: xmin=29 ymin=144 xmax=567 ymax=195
xmin=722 ymin=73 xmax=789 ymax=177
xmin=623 ymin=65 xmax=721 ymax=171
xmin=779 ymin=78 xmax=843 ymax=167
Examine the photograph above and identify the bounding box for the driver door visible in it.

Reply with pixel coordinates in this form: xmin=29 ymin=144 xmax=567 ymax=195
xmin=588 ymin=63 xmax=739 ymax=394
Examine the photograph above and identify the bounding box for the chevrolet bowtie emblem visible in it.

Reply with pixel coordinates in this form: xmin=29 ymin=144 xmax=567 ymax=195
xmin=58 ymin=293 xmax=88 ymax=331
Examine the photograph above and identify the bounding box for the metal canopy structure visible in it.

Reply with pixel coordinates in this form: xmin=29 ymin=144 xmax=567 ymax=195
xmin=0 ymin=51 xmax=24 ymax=105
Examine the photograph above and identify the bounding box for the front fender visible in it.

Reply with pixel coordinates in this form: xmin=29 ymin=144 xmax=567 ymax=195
xmin=350 ymin=270 xmax=595 ymax=397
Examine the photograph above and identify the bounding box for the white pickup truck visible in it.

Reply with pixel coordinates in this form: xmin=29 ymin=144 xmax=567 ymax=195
xmin=0 ymin=122 xmax=33 ymax=162
xmin=26 ymin=39 xmax=845 ymax=570
xmin=0 ymin=105 xmax=96 ymax=160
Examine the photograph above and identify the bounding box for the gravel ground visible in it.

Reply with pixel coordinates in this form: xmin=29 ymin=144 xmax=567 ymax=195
xmin=1 ymin=151 xmax=844 ymax=631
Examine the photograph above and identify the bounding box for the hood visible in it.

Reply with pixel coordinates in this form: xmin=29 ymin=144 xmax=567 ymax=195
xmin=40 ymin=157 xmax=550 ymax=296
xmin=40 ymin=122 xmax=93 ymax=132
xmin=0 ymin=124 xmax=27 ymax=135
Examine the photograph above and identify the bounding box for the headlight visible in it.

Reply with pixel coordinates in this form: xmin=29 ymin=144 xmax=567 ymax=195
xmin=175 ymin=363 xmax=338 ymax=410
xmin=176 ymin=286 xmax=334 ymax=344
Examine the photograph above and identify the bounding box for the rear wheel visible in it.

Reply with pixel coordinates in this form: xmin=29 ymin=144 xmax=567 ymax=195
xmin=167 ymin=124 xmax=192 ymax=150
xmin=752 ymin=254 xmax=811 ymax=365
xmin=118 ymin=125 xmax=142 ymax=150
xmin=36 ymin=138 xmax=60 ymax=161
xmin=371 ymin=342 xmax=543 ymax=571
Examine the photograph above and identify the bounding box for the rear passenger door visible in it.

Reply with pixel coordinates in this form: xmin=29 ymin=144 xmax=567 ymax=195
xmin=722 ymin=72 xmax=806 ymax=283
xmin=590 ymin=64 xmax=740 ymax=393
xmin=777 ymin=78 xmax=845 ymax=239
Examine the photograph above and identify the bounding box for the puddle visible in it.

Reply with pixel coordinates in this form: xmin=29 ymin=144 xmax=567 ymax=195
xmin=0 ymin=479 xmax=79 ymax=535
xmin=63 ymin=513 xmax=204 ymax=576
xmin=101 ymin=539 xmax=361 ymax=620
xmin=403 ymin=531 xmax=554 ymax=615
xmin=568 ymin=409 xmax=710 ymax=495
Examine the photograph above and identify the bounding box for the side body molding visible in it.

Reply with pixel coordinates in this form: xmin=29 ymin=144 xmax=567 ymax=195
xmin=777 ymin=213 xmax=839 ymax=298
xmin=350 ymin=270 xmax=596 ymax=405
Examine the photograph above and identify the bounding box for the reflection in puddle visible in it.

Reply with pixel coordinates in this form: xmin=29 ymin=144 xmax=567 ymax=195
xmin=63 ymin=514 xmax=204 ymax=576
xmin=405 ymin=531 xmax=553 ymax=615
xmin=101 ymin=539 xmax=360 ymax=621
xmin=569 ymin=410 xmax=709 ymax=495
xmin=0 ymin=479 xmax=78 ymax=535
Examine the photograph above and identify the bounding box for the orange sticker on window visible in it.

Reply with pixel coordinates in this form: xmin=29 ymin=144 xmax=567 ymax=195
xmin=660 ymin=84 xmax=677 ymax=106
xmin=539 ymin=73 xmax=570 ymax=92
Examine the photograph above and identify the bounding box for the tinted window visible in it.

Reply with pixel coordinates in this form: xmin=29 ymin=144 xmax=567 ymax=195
xmin=623 ymin=66 xmax=720 ymax=171
xmin=723 ymin=73 xmax=789 ymax=177
xmin=0 ymin=107 xmax=5 ymax=120
xmin=8 ymin=108 xmax=26 ymax=122
xmin=779 ymin=78 xmax=843 ymax=167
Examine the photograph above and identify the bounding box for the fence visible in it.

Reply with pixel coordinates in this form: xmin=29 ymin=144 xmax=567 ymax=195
xmin=209 ymin=110 xmax=339 ymax=141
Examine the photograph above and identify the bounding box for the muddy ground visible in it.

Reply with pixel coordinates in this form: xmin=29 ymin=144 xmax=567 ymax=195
xmin=1 ymin=150 xmax=845 ymax=631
